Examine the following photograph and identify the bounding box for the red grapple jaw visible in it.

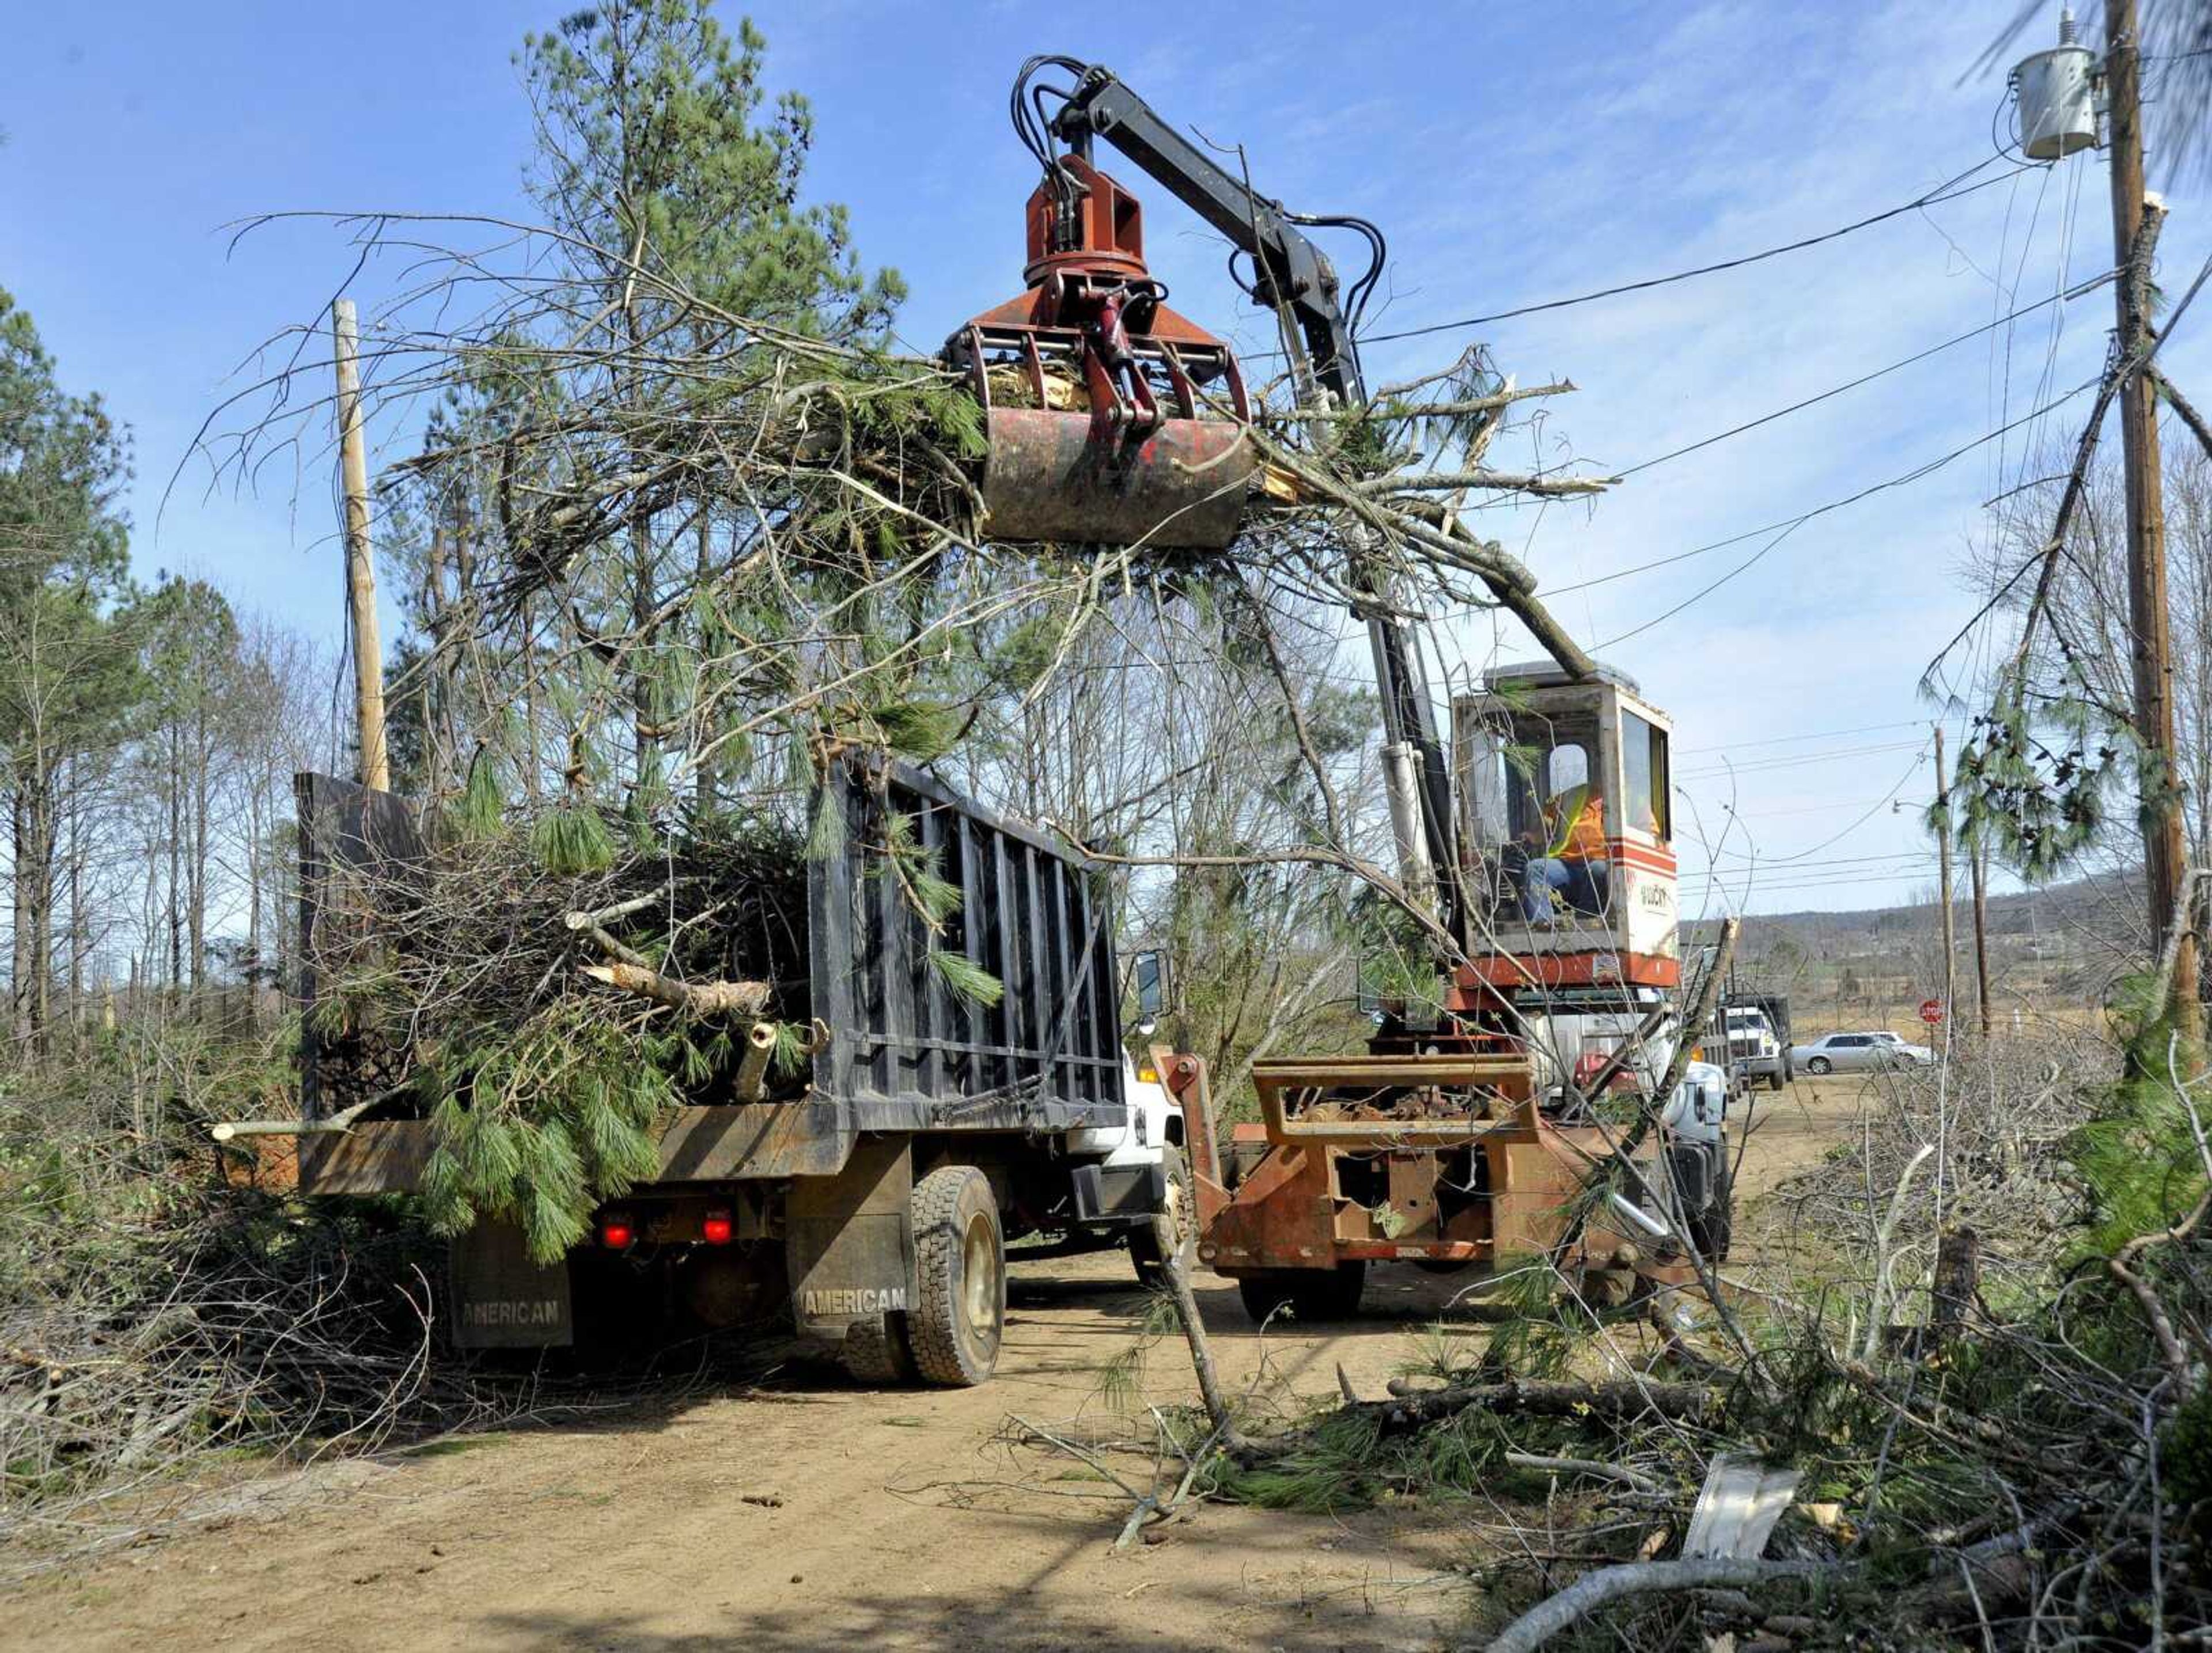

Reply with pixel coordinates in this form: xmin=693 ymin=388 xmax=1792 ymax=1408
xmin=977 ymin=407 xmax=1250 ymax=549
xmin=948 ymin=156 xmax=1257 ymax=551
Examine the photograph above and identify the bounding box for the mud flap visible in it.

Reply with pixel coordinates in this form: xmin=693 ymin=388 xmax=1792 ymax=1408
xmin=785 ymin=1136 xmax=914 ymax=1347
xmin=1070 ymin=1161 xmax=1166 ymax=1226
xmin=1666 ymin=1140 xmax=1717 ymax=1220
xmin=449 ymin=1219 xmax=573 ymax=1349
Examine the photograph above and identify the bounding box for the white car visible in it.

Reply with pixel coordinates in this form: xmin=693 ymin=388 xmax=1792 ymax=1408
xmin=1789 ymin=1030 xmax=1935 ymax=1075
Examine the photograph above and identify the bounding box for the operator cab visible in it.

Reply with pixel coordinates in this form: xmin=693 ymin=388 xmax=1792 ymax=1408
xmin=1452 ymin=662 xmax=1679 ymax=990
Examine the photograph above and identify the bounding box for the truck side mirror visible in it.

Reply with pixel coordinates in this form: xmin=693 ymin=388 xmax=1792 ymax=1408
xmin=1131 ymin=950 xmax=1168 ymax=1034
xmin=1355 ymin=973 xmax=1385 ymax=1025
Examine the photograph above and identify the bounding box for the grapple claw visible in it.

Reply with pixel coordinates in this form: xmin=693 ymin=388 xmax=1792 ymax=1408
xmin=946 ymin=154 xmax=1256 ymax=552
xmin=979 ymin=407 xmax=1252 ymax=550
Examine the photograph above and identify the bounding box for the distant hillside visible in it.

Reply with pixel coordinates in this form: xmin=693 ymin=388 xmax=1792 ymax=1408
xmin=1683 ymin=869 xmax=2143 ymax=1033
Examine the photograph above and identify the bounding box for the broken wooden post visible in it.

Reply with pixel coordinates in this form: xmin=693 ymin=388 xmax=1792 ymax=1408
xmin=1929 ymin=1226 xmax=1980 ymax=1348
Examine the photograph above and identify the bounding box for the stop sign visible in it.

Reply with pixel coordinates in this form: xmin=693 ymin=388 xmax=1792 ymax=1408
xmin=1919 ymin=998 xmax=1945 ymax=1025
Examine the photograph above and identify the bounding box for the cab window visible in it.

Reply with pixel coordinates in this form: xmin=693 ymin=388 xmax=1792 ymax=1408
xmin=1623 ymin=711 xmax=1669 ymax=840
xmin=1503 ymin=725 xmax=1597 ymax=847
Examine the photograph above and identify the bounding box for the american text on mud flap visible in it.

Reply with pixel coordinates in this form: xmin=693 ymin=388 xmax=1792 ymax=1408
xmin=802 ymin=1287 xmax=908 ymax=1316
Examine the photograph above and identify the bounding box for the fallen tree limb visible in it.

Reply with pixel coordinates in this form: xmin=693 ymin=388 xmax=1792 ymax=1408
xmin=576 ymin=960 xmax=771 ymax=1019
xmin=1153 ymin=1212 xmax=1246 ymax=1451
xmin=1359 ymin=1376 xmax=1717 ymax=1435
xmin=2152 ymin=366 xmax=2212 ymax=463
xmin=209 ymin=1087 xmax=404 ymax=1143
xmin=1503 ymin=1452 xmax=1663 ymax=1494
xmin=1357 ymin=468 xmax=1612 ymax=499
xmin=1475 ymin=1557 xmax=1836 ymax=1653
xmin=563 ymin=893 xmax=662 ymax=930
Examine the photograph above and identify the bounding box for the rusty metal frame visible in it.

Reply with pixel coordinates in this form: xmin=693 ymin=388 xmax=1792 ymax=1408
xmin=1156 ymin=1046 xmax=1677 ymax=1286
xmin=1249 ymin=1055 xmax=1534 ymax=1144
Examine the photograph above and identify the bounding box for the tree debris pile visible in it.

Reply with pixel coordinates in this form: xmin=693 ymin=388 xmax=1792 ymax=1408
xmin=0 ymin=1029 xmax=507 ymax=1575
xmin=1014 ymin=1016 xmax=2210 ymax=1651
xmin=305 ymin=776 xmax=819 ymax=1260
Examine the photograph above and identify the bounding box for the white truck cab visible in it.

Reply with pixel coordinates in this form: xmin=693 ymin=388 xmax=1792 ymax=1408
xmin=1719 ymin=1006 xmax=1786 ymax=1091
xmin=1054 ymin=954 xmax=1191 ymax=1282
xmin=1065 ymin=1055 xmax=1182 ymax=1165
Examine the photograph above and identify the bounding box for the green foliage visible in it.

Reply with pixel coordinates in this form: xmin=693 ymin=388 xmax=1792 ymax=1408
xmin=878 ymin=812 xmax=960 ymax=927
xmin=769 ymin=1018 xmax=812 ymax=1078
xmin=1473 ymin=1261 xmax=1578 ymax=1379
xmin=869 ymin=698 xmax=963 ymax=763
xmin=1950 ymin=677 xmax=2125 ymax=881
xmin=520 ymin=1 xmax=902 ymax=340
xmin=2069 ymin=971 xmax=2208 ymax=1257
xmin=2164 ymin=1383 xmax=2212 ymax=1506
xmin=930 ymin=947 xmax=1005 ymax=1009
xmin=532 ymin=799 xmax=616 ymax=875
xmin=449 ymin=750 xmax=507 ymax=840
xmin=419 ymin=1004 xmax=674 ymax=1262
xmin=1211 ymin=1402 xmax=1542 ymax=1512
xmin=1217 ymin=1408 xmax=1388 ymax=1512
xmin=805 ymin=783 xmax=846 ymax=863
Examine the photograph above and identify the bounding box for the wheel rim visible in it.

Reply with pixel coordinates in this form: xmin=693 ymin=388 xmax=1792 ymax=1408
xmin=960 ymin=1211 xmax=998 ymax=1342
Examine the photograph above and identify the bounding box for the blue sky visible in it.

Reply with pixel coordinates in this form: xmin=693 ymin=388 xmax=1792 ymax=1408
xmin=5 ymin=0 xmax=2203 ymax=919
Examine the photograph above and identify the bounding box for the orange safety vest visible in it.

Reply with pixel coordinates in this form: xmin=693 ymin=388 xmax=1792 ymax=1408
xmin=1546 ymin=787 xmax=1607 ymax=860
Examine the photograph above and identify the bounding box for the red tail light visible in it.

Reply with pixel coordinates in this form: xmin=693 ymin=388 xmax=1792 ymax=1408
xmin=701 ymin=1210 xmax=733 ymax=1246
xmin=600 ymin=1217 xmax=635 ymax=1250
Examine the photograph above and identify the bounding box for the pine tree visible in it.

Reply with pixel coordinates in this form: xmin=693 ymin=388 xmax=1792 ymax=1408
xmin=0 ymin=288 xmax=137 ymax=1048
xmin=517 ymin=2 xmax=903 ymax=798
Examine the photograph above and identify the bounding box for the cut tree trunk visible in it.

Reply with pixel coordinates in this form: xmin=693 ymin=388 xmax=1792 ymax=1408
xmin=1929 ymin=1227 xmax=1980 ymax=1348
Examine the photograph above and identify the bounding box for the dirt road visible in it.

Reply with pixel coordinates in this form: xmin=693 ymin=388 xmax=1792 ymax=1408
xmin=16 ymin=1080 xmax=1869 ymax=1653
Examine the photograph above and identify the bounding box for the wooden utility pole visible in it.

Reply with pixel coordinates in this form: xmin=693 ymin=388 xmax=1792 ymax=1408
xmin=1969 ymin=837 xmax=1994 ymax=1038
xmin=332 ymin=299 xmax=389 ymax=793
xmin=1933 ymin=724 xmax=1957 ymax=1024
xmin=2105 ymin=0 xmax=2200 ymax=1036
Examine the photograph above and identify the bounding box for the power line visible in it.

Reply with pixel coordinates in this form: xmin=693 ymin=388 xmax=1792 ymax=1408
xmin=1676 ymin=720 xmax=1925 ymax=756
xmin=1710 ymin=794 xmax=1925 ymax=818
xmin=1357 ymin=157 xmax=2030 ymax=347
xmin=1723 ymin=744 xmax=1930 ymax=867
xmin=1556 ymin=377 xmax=2097 ymax=642
xmin=1676 ymin=738 xmax=1928 ymax=780
xmin=1690 ymin=854 xmax=1937 ymax=881
xmin=1612 ymin=268 xmax=2115 ymax=479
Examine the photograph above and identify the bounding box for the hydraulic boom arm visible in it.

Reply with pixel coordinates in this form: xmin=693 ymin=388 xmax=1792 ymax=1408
xmin=1027 ymin=58 xmax=1461 ymax=939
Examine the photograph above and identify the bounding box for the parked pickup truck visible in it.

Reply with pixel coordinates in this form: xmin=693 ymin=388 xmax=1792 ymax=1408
xmin=290 ymin=761 xmax=1183 ymax=1387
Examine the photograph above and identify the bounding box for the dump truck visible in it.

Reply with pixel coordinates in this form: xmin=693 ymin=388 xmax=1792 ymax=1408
xmin=285 ymin=760 xmax=1183 ymax=1387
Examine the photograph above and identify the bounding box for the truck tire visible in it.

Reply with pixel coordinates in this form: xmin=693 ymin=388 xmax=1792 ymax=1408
xmin=908 ymin=1166 xmax=1005 ymax=1387
xmin=1237 ymin=1261 xmax=1365 ymax=1324
xmin=839 ymin=1313 xmax=914 ymax=1385
xmin=1128 ymin=1150 xmax=1196 ymax=1288
xmin=1767 ymin=1068 xmax=1787 ymax=1093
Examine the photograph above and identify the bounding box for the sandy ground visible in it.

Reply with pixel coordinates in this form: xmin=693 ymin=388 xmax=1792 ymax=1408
xmin=9 ymin=1079 xmax=1873 ymax=1653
